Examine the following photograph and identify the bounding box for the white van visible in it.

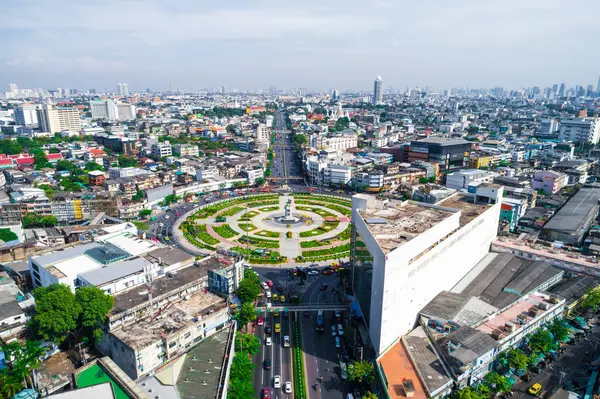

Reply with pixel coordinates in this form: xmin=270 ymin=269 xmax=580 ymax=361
xmin=266 ymin=291 xmax=272 ymax=299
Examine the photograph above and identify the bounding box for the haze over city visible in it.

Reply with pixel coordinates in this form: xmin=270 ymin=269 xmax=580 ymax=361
xmin=3 ymin=0 xmax=600 ymax=90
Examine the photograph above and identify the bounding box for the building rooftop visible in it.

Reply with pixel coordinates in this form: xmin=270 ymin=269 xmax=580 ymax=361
xmin=413 ymin=137 xmax=470 ymax=146
xmin=542 ymin=186 xmax=600 ymax=234
xmin=420 ymin=291 xmax=498 ymax=328
xmin=444 ymin=326 xmax=497 ymax=361
xmin=47 ymin=383 xmax=116 ymax=399
xmin=111 ymin=290 xmax=224 ymax=350
xmin=358 ymin=200 xmax=455 ymax=254
xmin=403 ymin=328 xmax=452 ymax=396
xmin=547 ymin=276 xmax=600 ymax=307
xmin=143 ymin=247 xmax=194 ymax=266
xmin=438 ymin=194 xmax=490 ymax=227
xmin=378 ymin=338 xmax=428 ymax=399
xmin=79 ymin=257 xmax=152 ymax=287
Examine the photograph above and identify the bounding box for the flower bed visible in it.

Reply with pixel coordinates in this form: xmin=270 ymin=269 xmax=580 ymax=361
xmin=238 ymin=223 xmax=257 ymax=232
xmin=294 ymin=200 xmax=351 ymax=216
xmin=255 ymin=230 xmax=280 ymax=238
xmin=301 ymin=243 xmax=351 ymax=258
xmin=299 ymin=221 xmax=340 ymax=237
xmin=195 ymin=224 xmax=220 ymax=245
xmin=300 ymin=239 xmax=331 ymax=248
xmin=295 ymin=206 xmax=335 ymax=218
xmin=218 ymin=206 xmax=245 ymax=217
xmin=259 ymin=206 xmax=279 ymax=212
xmin=238 ymin=236 xmax=279 ymax=248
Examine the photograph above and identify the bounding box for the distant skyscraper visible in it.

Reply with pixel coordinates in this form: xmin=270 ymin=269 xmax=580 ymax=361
xmin=372 ymin=76 xmax=383 ymax=105
xmin=117 ymin=83 xmax=124 ymax=96
xmin=558 ymin=83 xmax=566 ymax=97
xmin=220 ymin=85 xmax=227 ymax=94
xmin=8 ymin=83 xmax=17 ymax=93
xmin=122 ymin=83 xmax=129 ymax=96
xmin=597 ymin=76 xmax=600 ymax=95
xmin=332 ymin=89 xmax=339 ymax=100
xmin=588 ymin=85 xmax=596 ymax=97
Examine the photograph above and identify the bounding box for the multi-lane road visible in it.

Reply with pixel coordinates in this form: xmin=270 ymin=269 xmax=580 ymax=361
xmin=271 ymin=110 xmax=306 ymax=189
xmin=252 ymin=267 xmax=349 ymax=399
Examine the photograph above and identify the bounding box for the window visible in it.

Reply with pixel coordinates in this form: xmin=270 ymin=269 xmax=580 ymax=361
xmin=168 ymin=341 xmax=177 ymax=349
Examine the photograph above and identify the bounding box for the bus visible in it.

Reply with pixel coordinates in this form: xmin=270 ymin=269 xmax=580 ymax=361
xmin=316 ymin=310 xmax=324 ymax=331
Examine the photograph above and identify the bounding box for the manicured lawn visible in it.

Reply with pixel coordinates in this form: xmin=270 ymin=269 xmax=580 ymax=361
xmin=238 ymin=223 xmax=257 ymax=232
xmin=259 ymin=206 xmax=279 ymax=212
xmin=255 ymin=230 xmax=280 ymax=238
xmin=302 ymin=243 xmax=351 ymax=258
xmin=299 ymin=221 xmax=340 ymax=237
xmin=213 ymin=224 xmax=238 ymax=239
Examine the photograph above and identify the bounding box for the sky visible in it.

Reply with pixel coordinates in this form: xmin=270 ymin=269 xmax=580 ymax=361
xmin=2 ymin=0 xmax=600 ymax=92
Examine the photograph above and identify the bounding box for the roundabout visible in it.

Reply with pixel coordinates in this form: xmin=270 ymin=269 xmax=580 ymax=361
xmin=176 ymin=193 xmax=358 ymax=265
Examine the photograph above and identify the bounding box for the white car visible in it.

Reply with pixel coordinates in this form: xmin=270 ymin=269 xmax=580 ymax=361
xmin=164 ymin=215 xmax=170 ymax=219
xmin=266 ymin=337 xmax=272 ymax=346
xmin=331 ymin=325 xmax=337 ymax=337
xmin=261 ymin=282 xmax=269 ymax=290
xmin=273 ymin=375 xmax=281 ymax=389
xmin=307 ymin=270 xmax=319 ymax=276
xmin=283 ymin=335 xmax=290 ymax=347
xmin=284 ymin=381 xmax=292 ymax=393
xmin=337 ymin=324 xmax=344 ymax=336
xmin=335 ymin=336 xmax=341 ymax=348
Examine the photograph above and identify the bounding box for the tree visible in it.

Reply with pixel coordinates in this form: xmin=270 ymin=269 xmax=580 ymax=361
xmin=580 ymin=288 xmax=600 ymax=310
xmin=236 ymin=271 xmax=261 ymax=303
xmin=418 ymin=177 xmax=429 ymax=184
xmin=85 ymin=162 xmax=104 ymax=171
xmin=255 ymin=177 xmax=265 ymax=186
xmin=292 ymin=134 xmax=308 ymax=148
xmin=2 ymin=340 xmax=47 ymax=390
xmin=118 ymin=156 xmax=138 ymax=167
xmin=235 ymin=333 xmax=260 ymax=355
xmin=347 ymin=360 xmax=375 ymax=384
xmin=547 ymin=318 xmax=570 ymax=342
xmin=22 ymin=213 xmax=57 ymax=228
xmin=362 ymin=393 xmax=378 ymax=399
xmin=49 ymin=148 xmax=60 ymax=154
xmin=236 ymin=302 xmax=257 ymax=327
xmin=452 ymin=387 xmax=487 ymax=399
xmin=75 ymin=286 xmax=114 ymax=343
xmin=506 ymin=348 xmax=529 ymax=370
xmin=483 ymin=371 xmax=512 ymax=393
xmin=30 ymin=284 xmax=81 ymax=343
xmin=33 ymin=150 xmax=51 ymax=169
xmin=335 ymin=117 xmax=350 ymax=131
xmin=228 ymin=353 xmax=255 ymax=399
xmin=527 ymin=329 xmax=555 ymax=354
xmin=38 ymin=183 xmax=56 ymax=199
xmin=132 ymin=189 xmax=145 ymax=202
xmin=139 ymin=209 xmax=152 ymax=219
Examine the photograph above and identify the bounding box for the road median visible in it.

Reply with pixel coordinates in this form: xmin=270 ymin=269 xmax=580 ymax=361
xmin=292 ymin=315 xmax=307 ymax=399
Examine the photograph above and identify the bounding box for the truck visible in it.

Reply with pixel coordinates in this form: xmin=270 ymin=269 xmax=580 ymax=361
xmin=215 ymin=216 xmax=227 ymax=223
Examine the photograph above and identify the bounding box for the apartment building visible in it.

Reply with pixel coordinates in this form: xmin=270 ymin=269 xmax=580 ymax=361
xmin=558 ymin=117 xmax=600 ymax=144
xmin=173 ymin=144 xmax=200 ymax=157
xmin=14 ymin=104 xmax=40 ymax=127
xmin=531 ymin=171 xmax=566 ymax=195
xmin=446 ymin=169 xmax=499 ymax=191
xmin=310 ymin=131 xmax=358 ymax=152
xmin=38 ymin=104 xmax=81 ymax=133
xmin=151 ymin=141 xmax=172 ymax=158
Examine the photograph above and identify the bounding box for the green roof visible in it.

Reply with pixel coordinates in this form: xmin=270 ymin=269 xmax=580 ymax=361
xmin=75 ymin=364 xmax=131 ymax=399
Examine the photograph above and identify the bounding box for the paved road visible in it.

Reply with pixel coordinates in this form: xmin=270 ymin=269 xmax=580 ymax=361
xmin=511 ymin=320 xmax=600 ymax=399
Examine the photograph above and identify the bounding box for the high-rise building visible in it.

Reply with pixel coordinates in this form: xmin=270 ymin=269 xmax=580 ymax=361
xmin=220 ymin=85 xmax=227 ymax=94
xmin=372 ymin=76 xmax=383 ymax=105
xmin=122 ymin=83 xmax=129 ymax=96
xmin=117 ymin=83 xmax=124 ymax=96
xmin=256 ymin=123 xmax=269 ymax=142
xmin=90 ymin=99 xmax=118 ymax=120
xmin=597 ymin=76 xmax=600 ymax=96
xmin=558 ymin=82 xmax=566 ymax=97
xmin=587 ymin=84 xmax=595 ymax=97
xmin=14 ymin=104 xmax=40 ymax=127
xmin=9 ymin=83 xmax=18 ymax=93
xmin=38 ymin=104 xmax=81 ymax=133
xmin=558 ymin=117 xmax=600 ymax=144
xmin=117 ymin=103 xmax=136 ymax=120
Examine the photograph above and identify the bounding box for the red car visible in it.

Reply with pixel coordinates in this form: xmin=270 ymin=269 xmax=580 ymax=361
xmin=322 ymin=269 xmax=334 ymax=275
xmin=266 ymin=280 xmax=274 ymax=287
xmin=257 ymin=316 xmax=264 ymax=326
xmin=262 ymin=388 xmax=271 ymax=399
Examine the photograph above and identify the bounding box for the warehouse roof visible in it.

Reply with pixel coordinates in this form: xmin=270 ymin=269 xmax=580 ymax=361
xmin=543 ymin=187 xmax=600 ymax=234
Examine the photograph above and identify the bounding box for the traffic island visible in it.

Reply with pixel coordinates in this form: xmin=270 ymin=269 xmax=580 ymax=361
xmin=292 ymin=317 xmax=307 ymax=399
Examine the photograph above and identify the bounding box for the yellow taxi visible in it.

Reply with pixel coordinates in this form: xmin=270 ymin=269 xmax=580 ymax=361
xmin=273 ymin=309 xmax=280 ymax=317
xmin=280 ymin=295 xmax=286 ymax=304
xmin=275 ymin=323 xmax=281 ymax=333
xmin=528 ymin=383 xmax=542 ymax=395
xmin=273 ymin=293 xmax=279 ymax=302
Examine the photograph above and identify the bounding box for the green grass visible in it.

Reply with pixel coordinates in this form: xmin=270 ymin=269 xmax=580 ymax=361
xmin=294 ymin=200 xmax=351 ymax=216
xmin=295 ymin=206 xmax=335 ymax=217
xmin=299 ymin=221 xmax=340 ymax=238
xmin=255 ymin=230 xmax=280 ymax=238
xmin=292 ymin=319 xmax=307 ymax=399
xmin=213 ymin=224 xmax=238 ymax=239
xmin=195 ymin=224 xmax=220 ymax=245
xmin=76 ymin=364 xmax=131 ymax=399
xmin=247 ymin=200 xmax=280 ymax=208
xmin=238 ymin=236 xmax=280 ymax=248
xmin=259 ymin=206 xmax=279 ymax=212
xmin=219 ymin=206 xmax=245 ymax=217
xmin=239 ymin=211 xmax=260 ymax=221
xmin=293 ymin=193 xmax=352 ymax=207
xmin=297 ymin=252 xmax=350 ymax=263
xmin=300 ymin=239 xmax=332 ymax=248
xmin=238 ymin=223 xmax=257 ymax=232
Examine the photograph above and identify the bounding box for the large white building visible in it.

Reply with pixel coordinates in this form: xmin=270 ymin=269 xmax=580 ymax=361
xmin=310 ymin=131 xmax=358 ymax=152
xmin=90 ymin=99 xmax=118 ymax=120
xmin=117 ymin=103 xmax=136 ymax=120
xmin=373 ymin=75 xmax=383 ymax=105
xmin=558 ymin=117 xmax=600 ymax=144
xmin=14 ymin=104 xmax=40 ymax=127
xmin=446 ymin=169 xmax=499 ymax=191
xmin=351 ymin=186 xmax=502 ymax=355
xmin=256 ymin=123 xmax=269 ymax=142
xmin=37 ymin=104 xmax=81 ymax=133
xmin=151 ymin=141 xmax=172 ymax=158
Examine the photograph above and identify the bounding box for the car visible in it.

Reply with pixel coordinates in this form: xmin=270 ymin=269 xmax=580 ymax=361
xmin=283 ymin=335 xmax=290 ymax=347
xmin=322 ymin=269 xmax=334 ymax=275
xmin=284 ymin=381 xmax=292 ymax=394
xmin=261 ymin=282 xmax=269 ymax=290
xmin=283 ymin=309 xmax=289 ymax=318
xmin=529 ymin=383 xmax=542 ymax=395
xmin=273 ymin=375 xmax=281 ymax=389
xmin=304 ymin=310 xmax=310 ymax=317
xmin=262 ymin=387 xmax=271 ymax=399
xmin=266 ymin=337 xmax=272 ymax=346
xmin=273 ymin=309 xmax=280 ymax=317
xmin=320 ymin=284 xmax=328 ymax=291
xmin=165 ymin=215 xmax=170 ymax=219
xmin=335 ymin=310 xmax=342 ymax=320
xmin=308 ymin=270 xmax=319 ymax=276
xmin=273 ymin=293 xmax=278 ymax=301
xmin=257 ymin=316 xmax=264 ymax=326
xmin=331 ymin=325 xmax=337 ymax=337
xmin=265 ymin=324 xmax=272 ymax=334
xmin=275 ymin=323 xmax=281 ymax=333
xmin=335 ymin=336 xmax=341 ymax=348
xmin=263 ymin=359 xmax=272 ymax=370
xmin=337 ymin=324 xmax=344 ymax=335
xmin=266 ymin=280 xmax=274 ymax=287
xmin=280 ymin=295 xmax=285 ymax=303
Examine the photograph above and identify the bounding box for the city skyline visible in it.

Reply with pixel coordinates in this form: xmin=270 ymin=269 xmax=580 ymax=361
xmin=2 ymin=0 xmax=600 ymax=90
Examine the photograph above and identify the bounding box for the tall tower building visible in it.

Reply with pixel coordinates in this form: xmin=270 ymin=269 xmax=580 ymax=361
xmin=558 ymin=82 xmax=566 ymax=98
xmin=372 ymin=75 xmax=383 ymax=105
xmin=117 ymin=83 xmax=124 ymax=96
xmin=8 ymin=83 xmax=18 ymax=93
xmin=38 ymin=104 xmax=81 ymax=133
xmin=122 ymin=83 xmax=129 ymax=97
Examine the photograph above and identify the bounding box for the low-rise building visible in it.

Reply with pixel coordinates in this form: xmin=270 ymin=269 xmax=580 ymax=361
xmin=531 ymin=170 xmax=566 ymax=194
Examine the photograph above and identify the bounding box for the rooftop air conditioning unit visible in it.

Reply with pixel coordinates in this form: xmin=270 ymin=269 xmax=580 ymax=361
xmin=538 ymin=302 xmax=550 ymax=311
xmin=504 ymin=322 xmax=516 ymax=332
